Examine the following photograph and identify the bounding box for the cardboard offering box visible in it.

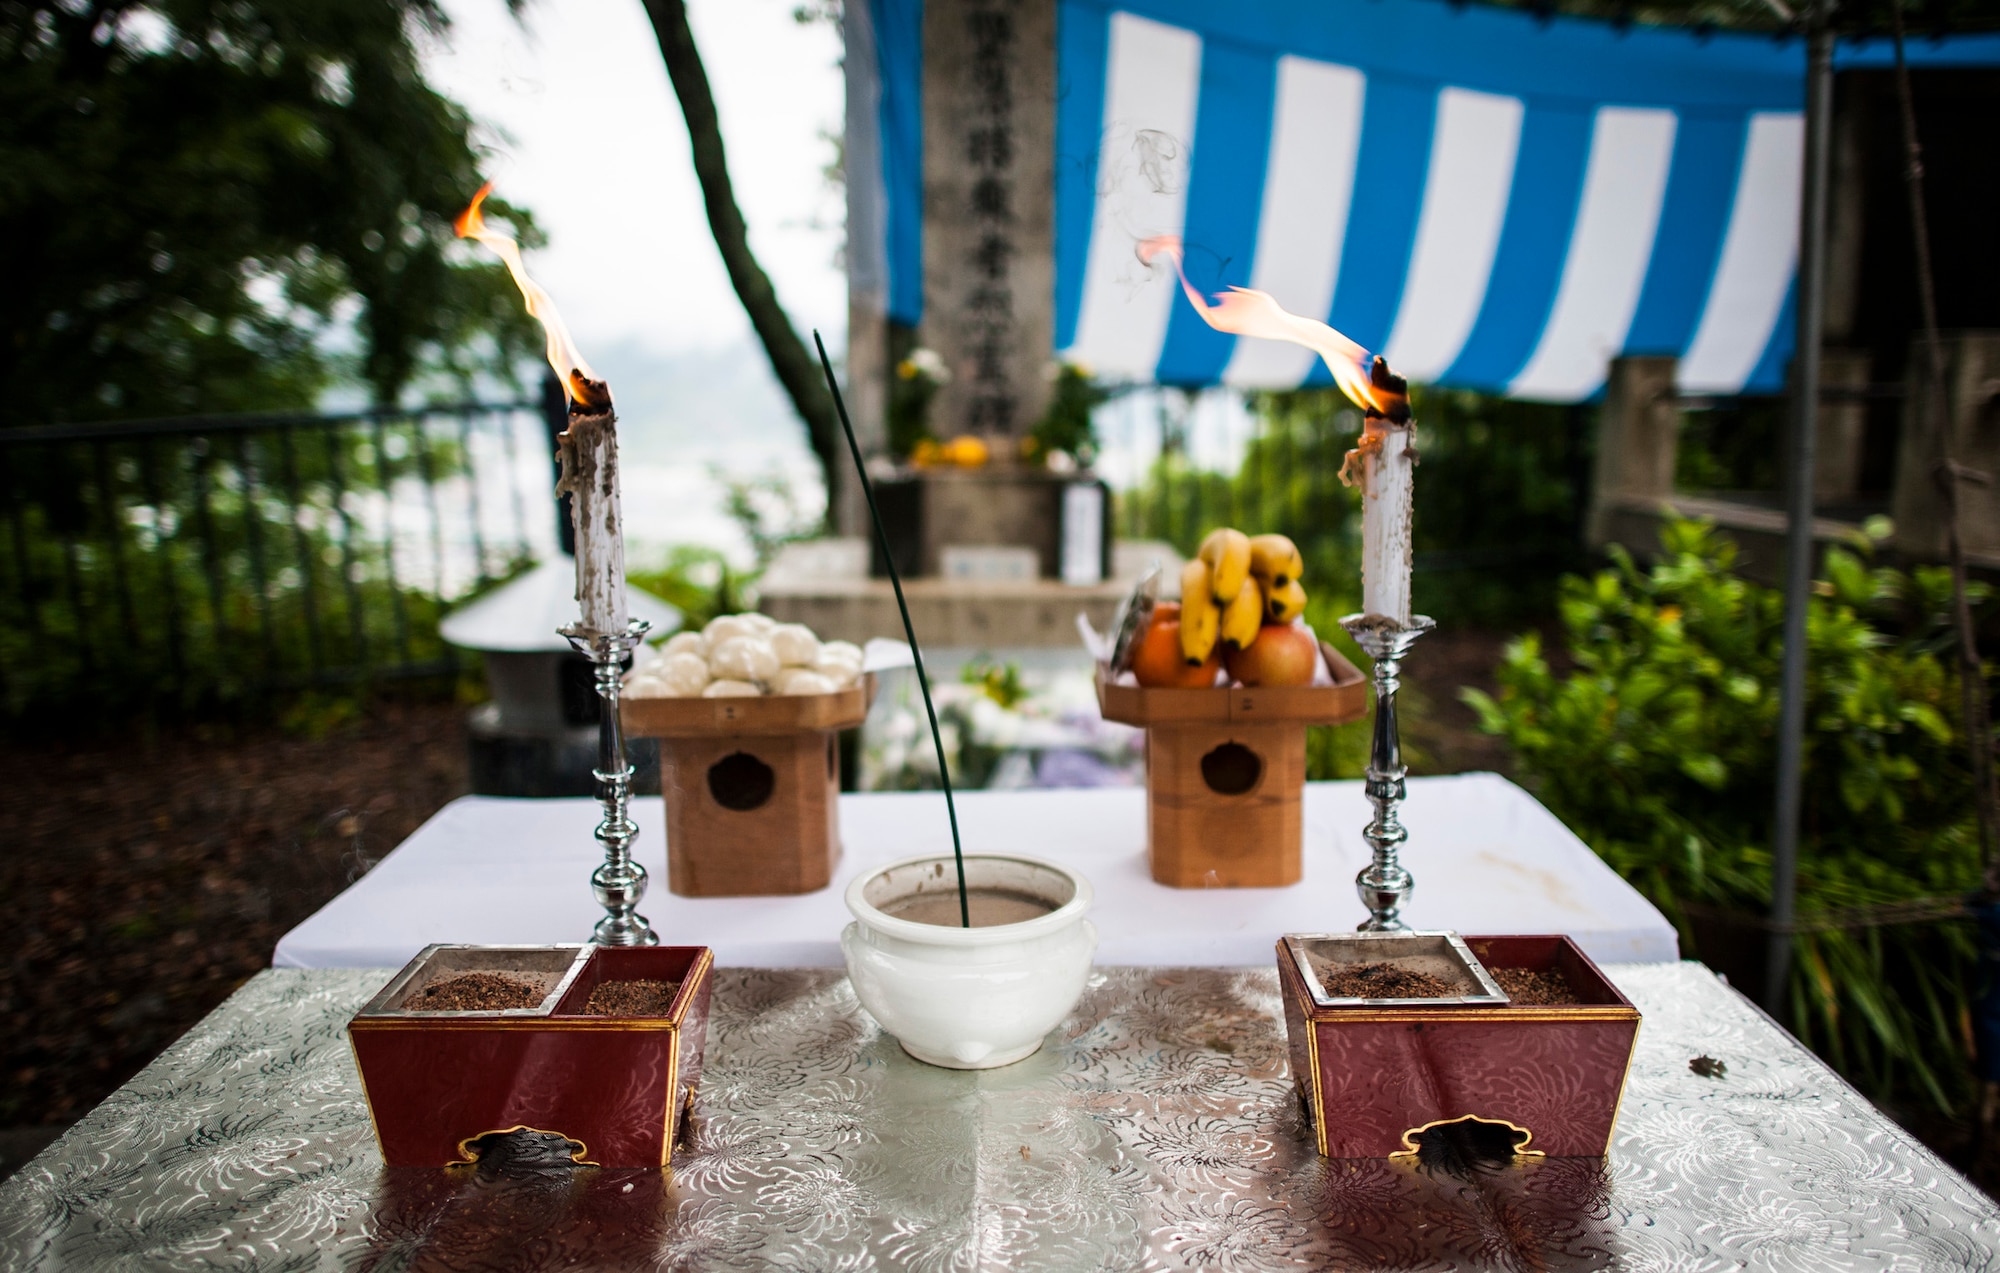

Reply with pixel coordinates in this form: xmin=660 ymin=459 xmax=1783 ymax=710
xmin=349 ymin=943 xmax=714 ymax=1168
xmin=1096 ymin=642 xmax=1366 ymax=887
xmin=622 ymin=677 xmax=873 ymax=897
xmin=1277 ymin=933 xmax=1641 ymax=1158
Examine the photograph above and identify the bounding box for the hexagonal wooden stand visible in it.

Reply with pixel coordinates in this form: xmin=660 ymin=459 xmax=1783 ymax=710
xmin=1098 ymin=644 xmax=1366 ymax=889
xmin=624 ymin=680 xmax=872 ymax=897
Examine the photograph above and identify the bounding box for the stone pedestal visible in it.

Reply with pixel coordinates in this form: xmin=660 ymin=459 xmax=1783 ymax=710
xmin=1585 ymin=352 xmax=1879 ymax=575
xmin=920 ymin=0 xmax=1057 ymax=443
xmin=872 ymin=469 xmax=1108 ymax=581
xmin=1586 ymin=356 xmax=1681 ymax=551
xmin=1813 ymin=349 xmax=1872 ymax=504
xmin=1893 ymin=332 xmax=2000 ymax=568
xmin=758 ymin=536 xmax=1180 ymax=648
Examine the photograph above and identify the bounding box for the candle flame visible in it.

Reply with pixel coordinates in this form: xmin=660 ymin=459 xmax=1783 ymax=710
xmin=455 ymin=182 xmax=608 ymax=411
xmin=1138 ymin=236 xmax=1398 ymax=417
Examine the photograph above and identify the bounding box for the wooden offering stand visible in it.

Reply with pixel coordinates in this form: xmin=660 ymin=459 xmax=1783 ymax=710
xmin=1097 ymin=642 xmax=1365 ymax=887
xmin=622 ymin=678 xmax=873 ymax=896
xmin=349 ymin=943 xmax=715 ymax=1168
xmin=1276 ymin=933 xmax=1641 ymax=1159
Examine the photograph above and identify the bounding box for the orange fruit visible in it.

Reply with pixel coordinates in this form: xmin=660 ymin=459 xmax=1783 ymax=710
xmin=1132 ymin=604 xmax=1222 ymax=688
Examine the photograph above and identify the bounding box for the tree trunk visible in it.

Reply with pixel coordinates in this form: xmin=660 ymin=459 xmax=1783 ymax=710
xmin=641 ymin=0 xmax=841 ymax=516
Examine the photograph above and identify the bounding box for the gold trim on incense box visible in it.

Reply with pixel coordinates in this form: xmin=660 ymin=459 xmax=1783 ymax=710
xmin=452 ymin=1125 xmax=598 ymax=1168
xmin=1387 ymin=1114 xmax=1546 ymax=1161
xmin=1307 ymin=1008 xmax=1641 ymax=1024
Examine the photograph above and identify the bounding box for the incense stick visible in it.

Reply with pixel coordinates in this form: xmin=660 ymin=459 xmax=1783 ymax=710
xmin=813 ymin=332 xmax=970 ymax=928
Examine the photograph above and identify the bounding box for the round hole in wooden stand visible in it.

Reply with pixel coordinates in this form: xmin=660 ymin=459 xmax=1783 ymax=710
xmin=1200 ymin=742 xmax=1263 ymax=795
xmin=707 ymin=752 xmax=775 ymax=811
xmin=827 ymin=734 xmax=838 ymax=780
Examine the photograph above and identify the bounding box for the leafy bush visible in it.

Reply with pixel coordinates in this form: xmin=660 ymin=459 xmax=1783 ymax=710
xmin=0 ymin=419 xmax=508 ymax=726
xmin=1464 ymin=517 xmax=1990 ymax=1109
xmin=1 ymin=0 xmax=543 ymax=425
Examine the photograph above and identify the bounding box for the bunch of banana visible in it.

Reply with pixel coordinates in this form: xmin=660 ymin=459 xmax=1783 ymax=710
xmin=1177 ymin=529 xmax=1308 ymax=665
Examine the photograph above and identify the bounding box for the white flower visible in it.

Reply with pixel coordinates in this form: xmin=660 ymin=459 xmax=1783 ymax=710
xmin=905 ymin=347 xmax=950 ymax=383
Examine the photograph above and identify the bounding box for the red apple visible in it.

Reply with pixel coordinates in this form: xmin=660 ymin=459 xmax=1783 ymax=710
xmin=1225 ymin=623 xmax=1317 ymax=687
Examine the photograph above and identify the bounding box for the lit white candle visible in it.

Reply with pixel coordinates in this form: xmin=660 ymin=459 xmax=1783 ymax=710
xmin=456 ymin=185 xmax=629 ymax=636
xmin=1138 ymin=238 xmax=1417 ymax=626
xmin=557 ymin=380 xmax=629 ymax=636
xmin=1359 ymin=417 xmax=1415 ymax=626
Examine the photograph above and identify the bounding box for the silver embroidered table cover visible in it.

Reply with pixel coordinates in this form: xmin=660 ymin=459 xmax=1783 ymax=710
xmin=2 ymin=963 xmax=1996 ymax=1271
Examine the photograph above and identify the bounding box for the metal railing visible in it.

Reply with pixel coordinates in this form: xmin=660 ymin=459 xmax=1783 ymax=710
xmin=0 ymin=399 xmax=554 ymax=719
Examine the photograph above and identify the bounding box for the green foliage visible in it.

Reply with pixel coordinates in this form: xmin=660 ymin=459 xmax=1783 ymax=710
xmin=1306 ymin=716 xmax=1371 ymax=782
xmin=628 ymin=469 xmax=816 ymax=635
xmin=718 ymin=468 xmax=820 ymax=571
xmin=884 ymin=323 xmax=938 ymax=460
xmin=0 ymin=0 xmax=542 ymax=425
xmin=1674 ymin=399 xmax=1785 ymax=494
xmin=1464 ymin=517 xmax=1991 ymax=1109
xmin=1118 ymin=388 xmax=1364 ymax=616
xmin=0 ymin=419 xmax=502 ymax=725
xmin=626 ymin=545 xmax=749 ymax=636
xmin=1406 ymin=386 xmax=1591 ymax=628
xmin=961 ymin=655 xmax=1026 ymax=709
xmin=1027 ymin=363 xmax=1108 ymax=466
xmin=1115 ymin=383 xmax=1589 ymax=781
xmin=1117 ymin=386 xmax=1589 ymax=637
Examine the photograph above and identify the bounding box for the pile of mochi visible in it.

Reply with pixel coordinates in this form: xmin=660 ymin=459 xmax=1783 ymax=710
xmin=624 ymin=612 xmax=865 ymax=699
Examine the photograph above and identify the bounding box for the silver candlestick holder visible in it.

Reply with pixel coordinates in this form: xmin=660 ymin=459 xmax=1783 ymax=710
xmin=1338 ymin=613 xmax=1435 ymax=932
xmin=561 ymin=618 xmax=658 ymax=947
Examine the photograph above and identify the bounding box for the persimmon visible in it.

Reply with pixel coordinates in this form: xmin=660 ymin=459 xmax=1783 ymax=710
xmin=1131 ymin=604 xmax=1222 ymax=688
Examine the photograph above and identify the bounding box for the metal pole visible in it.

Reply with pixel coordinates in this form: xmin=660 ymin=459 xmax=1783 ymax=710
xmin=1765 ymin=4 xmax=1836 ymax=1013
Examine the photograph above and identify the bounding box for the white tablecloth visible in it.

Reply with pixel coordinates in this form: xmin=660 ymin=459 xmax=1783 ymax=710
xmin=274 ymin=773 xmax=1677 ymax=969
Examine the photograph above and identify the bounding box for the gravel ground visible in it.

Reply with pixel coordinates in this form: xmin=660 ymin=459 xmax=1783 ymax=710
xmin=0 ymin=698 xmax=467 ymax=1146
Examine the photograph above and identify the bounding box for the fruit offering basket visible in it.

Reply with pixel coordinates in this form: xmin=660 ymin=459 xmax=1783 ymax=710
xmin=1090 ymin=531 xmax=1366 ymax=887
xmin=349 ymin=943 xmax=715 ymax=1168
xmin=1095 ymin=639 xmax=1365 ymax=888
xmin=1276 ymin=932 xmax=1641 ymax=1159
xmin=621 ymin=614 xmax=874 ymax=897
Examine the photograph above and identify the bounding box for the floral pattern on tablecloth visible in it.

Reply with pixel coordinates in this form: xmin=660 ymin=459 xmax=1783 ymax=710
xmin=2 ymin=962 xmax=1997 ymax=1270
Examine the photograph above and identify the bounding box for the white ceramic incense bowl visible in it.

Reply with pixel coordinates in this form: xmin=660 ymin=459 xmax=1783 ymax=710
xmin=841 ymin=853 xmax=1097 ymax=1069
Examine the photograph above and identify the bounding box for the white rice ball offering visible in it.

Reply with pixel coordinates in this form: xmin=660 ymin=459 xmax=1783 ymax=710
xmin=660 ymin=630 xmax=707 ymax=660
xmin=815 ymin=640 xmax=864 ymax=679
xmin=707 ymin=635 xmax=780 ymax=685
xmin=655 ymin=652 xmax=710 ymax=697
xmin=773 ymin=667 xmax=836 ymax=696
xmin=702 ymin=614 xmax=758 ymax=647
xmin=624 ymin=673 xmax=670 ymax=699
xmin=769 ymin=623 xmax=822 ymax=668
xmin=741 ymin=612 xmax=779 ymax=632
xmin=702 ymin=679 xmax=760 ymax=698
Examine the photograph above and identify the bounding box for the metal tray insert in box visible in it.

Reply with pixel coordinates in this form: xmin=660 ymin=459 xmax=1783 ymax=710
xmin=1283 ymin=931 xmax=1508 ymax=1008
xmin=359 ymin=944 xmax=591 ymax=1018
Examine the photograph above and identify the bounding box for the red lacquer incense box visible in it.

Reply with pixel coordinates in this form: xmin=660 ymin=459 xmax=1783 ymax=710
xmin=1277 ymin=933 xmax=1640 ymax=1159
xmin=349 ymin=943 xmax=714 ymax=1168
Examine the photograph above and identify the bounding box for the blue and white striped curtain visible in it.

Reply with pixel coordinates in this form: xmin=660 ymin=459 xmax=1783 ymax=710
xmin=849 ymin=0 xmax=2000 ymax=402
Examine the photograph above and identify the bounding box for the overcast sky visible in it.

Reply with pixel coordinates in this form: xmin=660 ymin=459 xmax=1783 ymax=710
xmin=420 ymin=0 xmax=846 ymax=363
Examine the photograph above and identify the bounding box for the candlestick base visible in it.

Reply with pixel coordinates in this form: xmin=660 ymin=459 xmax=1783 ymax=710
xmin=1337 ymin=614 xmax=1434 ymax=932
xmin=561 ymin=619 xmax=658 ymax=947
